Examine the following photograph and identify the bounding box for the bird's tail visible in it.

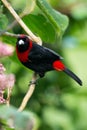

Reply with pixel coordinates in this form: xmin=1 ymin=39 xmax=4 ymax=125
xmin=53 ymin=60 xmax=82 ymax=86
xmin=63 ymin=68 xmax=82 ymax=86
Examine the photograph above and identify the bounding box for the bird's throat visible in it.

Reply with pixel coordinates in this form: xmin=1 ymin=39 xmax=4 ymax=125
xmin=16 ymin=48 xmax=29 ymax=62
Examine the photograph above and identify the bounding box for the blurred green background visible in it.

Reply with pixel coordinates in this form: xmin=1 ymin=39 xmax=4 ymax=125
xmin=0 ymin=0 xmax=87 ymax=130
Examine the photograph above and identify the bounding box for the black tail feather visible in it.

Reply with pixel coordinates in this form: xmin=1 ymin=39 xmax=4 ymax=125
xmin=63 ymin=68 xmax=82 ymax=86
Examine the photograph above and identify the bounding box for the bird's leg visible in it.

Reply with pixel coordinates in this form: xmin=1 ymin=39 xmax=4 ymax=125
xmin=29 ymin=73 xmax=39 ymax=86
xmin=29 ymin=72 xmax=44 ymax=86
xmin=29 ymin=80 xmax=37 ymax=85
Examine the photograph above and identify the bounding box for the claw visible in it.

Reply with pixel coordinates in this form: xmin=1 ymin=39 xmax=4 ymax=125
xmin=29 ymin=80 xmax=37 ymax=86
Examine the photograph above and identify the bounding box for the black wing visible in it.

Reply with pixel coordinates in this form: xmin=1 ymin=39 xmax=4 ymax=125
xmin=28 ymin=42 xmax=62 ymax=63
xmin=23 ymin=42 xmax=63 ymax=76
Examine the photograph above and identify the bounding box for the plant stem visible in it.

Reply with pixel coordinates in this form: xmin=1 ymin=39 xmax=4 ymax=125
xmin=18 ymin=73 xmax=38 ymax=112
xmin=1 ymin=0 xmax=42 ymax=111
xmin=1 ymin=0 xmax=42 ymax=44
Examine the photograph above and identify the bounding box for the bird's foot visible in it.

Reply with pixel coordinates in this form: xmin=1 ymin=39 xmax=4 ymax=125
xmin=29 ymin=80 xmax=38 ymax=86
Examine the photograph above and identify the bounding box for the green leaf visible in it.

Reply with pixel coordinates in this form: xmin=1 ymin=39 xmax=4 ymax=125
xmin=36 ymin=0 xmax=69 ymax=37
xmin=0 ymin=118 xmax=15 ymax=130
xmin=0 ymin=105 xmax=40 ymax=130
xmin=23 ymin=0 xmax=69 ymax=43
xmin=23 ymin=14 xmax=56 ymax=43
xmin=0 ymin=14 xmax=8 ymax=30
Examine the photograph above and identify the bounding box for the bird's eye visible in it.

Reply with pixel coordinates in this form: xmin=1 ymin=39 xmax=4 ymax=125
xmin=18 ymin=40 xmax=25 ymax=45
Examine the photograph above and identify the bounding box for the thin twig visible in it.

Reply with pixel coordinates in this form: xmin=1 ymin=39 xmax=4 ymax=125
xmin=1 ymin=32 xmax=42 ymax=46
xmin=1 ymin=0 xmax=42 ymax=44
xmin=6 ymin=88 xmax=10 ymax=107
xmin=1 ymin=32 xmax=20 ymax=38
xmin=1 ymin=0 xmax=42 ymax=111
xmin=18 ymin=73 xmax=38 ymax=112
xmin=6 ymin=86 xmax=13 ymax=107
xmin=0 ymin=0 xmax=35 ymax=35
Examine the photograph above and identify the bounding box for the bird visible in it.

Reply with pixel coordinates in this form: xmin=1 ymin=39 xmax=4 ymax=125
xmin=16 ymin=35 xmax=82 ymax=86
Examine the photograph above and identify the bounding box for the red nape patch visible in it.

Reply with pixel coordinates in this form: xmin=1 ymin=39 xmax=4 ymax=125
xmin=19 ymin=34 xmax=26 ymax=38
xmin=53 ymin=60 xmax=65 ymax=71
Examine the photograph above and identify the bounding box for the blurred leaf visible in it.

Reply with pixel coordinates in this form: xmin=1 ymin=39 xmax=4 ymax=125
xmin=36 ymin=0 xmax=69 ymax=36
xmin=0 ymin=14 xmax=8 ymax=30
xmin=9 ymin=0 xmax=35 ymax=15
xmin=5 ymin=128 xmax=14 ymax=130
xmin=0 ymin=105 xmax=40 ymax=130
xmin=71 ymin=3 xmax=87 ymax=19
xmin=61 ymin=93 xmax=78 ymax=110
xmin=0 ymin=118 xmax=15 ymax=130
xmin=42 ymin=106 xmax=74 ymax=130
xmin=9 ymin=0 xmax=26 ymax=11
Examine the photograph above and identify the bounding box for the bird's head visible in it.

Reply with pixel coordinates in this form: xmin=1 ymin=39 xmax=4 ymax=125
xmin=16 ymin=35 xmax=30 ymax=52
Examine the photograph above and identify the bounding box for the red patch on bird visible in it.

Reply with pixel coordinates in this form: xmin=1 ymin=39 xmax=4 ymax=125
xmin=53 ymin=60 xmax=65 ymax=71
xmin=19 ymin=34 xmax=26 ymax=38
xmin=16 ymin=40 xmax=32 ymax=62
xmin=16 ymin=48 xmax=29 ymax=62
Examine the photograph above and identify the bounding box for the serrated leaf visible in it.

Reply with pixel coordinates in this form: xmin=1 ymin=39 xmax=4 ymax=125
xmin=23 ymin=14 xmax=56 ymax=43
xmin=36 ymin=0 xmax=69 ymax=37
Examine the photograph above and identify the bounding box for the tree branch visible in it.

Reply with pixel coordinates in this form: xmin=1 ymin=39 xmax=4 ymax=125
xmin=0 ymin=0 xmax=35 ymax=36
xmin=1 ymin=0 xmax=42 ymax=44
xmin=1 ymin=0 xmax=42 ymax=111
xmin=18 ymin=73 xmax=38 ymax=112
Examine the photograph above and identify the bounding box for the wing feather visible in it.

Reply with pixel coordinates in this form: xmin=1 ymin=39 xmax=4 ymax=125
xmin=28 ymin=43 xmax=62 ymax=63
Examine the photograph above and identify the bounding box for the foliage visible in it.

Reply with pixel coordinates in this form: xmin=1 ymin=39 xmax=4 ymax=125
xmin=0 ymin=0 xmax=87 ymax=130
xmin=0 ymin=105 xmax=39 ymax=130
